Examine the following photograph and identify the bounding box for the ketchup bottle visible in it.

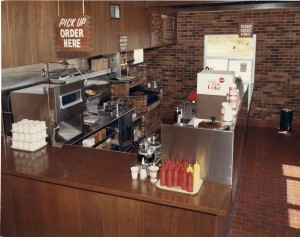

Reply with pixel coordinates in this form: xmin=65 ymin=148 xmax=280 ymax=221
xmin=187 ymin=172 xmax=193 ymax=192
xmin=166 ymin=166 xmax=173 ymax=187
xmin=160 ymin=165 xmax=166 ymax=186
xmin=181 ymin=169 xmax=187 ymax=190
xmin=173 ymin=167 xmax=179 ymax=187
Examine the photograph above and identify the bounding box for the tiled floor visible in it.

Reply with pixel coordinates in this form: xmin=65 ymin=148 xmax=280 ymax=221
xmin=231 ymin=127 xmax=300 ymax=237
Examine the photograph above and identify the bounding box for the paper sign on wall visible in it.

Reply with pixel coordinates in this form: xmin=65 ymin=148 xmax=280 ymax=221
xmin=239 ymin=23 xmax=253 ymax=37
xmin=54 ymin=15 xmax=92 ymax=52
xmin=197 ymin=70 xmax=235 ymax=96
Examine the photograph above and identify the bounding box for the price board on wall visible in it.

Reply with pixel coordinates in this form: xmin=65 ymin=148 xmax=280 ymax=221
xmin=119 ymin=35 xmax=128 ymax=52
xmin=54 ymin=15 xmax=92 ymax=52
xmin=151 ymin=14 xmax=175 ymax=47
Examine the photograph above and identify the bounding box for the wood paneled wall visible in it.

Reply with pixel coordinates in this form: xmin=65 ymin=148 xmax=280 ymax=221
xmin=2 ymin=174 xmax=227 ymax=237
xmin=1 ymin=1 xmax=151 ymax=68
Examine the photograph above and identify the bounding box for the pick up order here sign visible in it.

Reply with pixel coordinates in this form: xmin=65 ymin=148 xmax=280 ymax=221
xmin=54 ymin=15 xmax=92 ymax=52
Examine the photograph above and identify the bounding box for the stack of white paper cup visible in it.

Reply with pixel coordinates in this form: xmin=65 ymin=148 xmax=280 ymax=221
xmin=11 ymin=119 xmax=47 ymax=151
xmin=229 ymin=83 xmax=238 ymax=109
xmin=220 ymin=102 xmax=230 ymax=121
xmin=223 ymin=105 xmax=233 ymax=123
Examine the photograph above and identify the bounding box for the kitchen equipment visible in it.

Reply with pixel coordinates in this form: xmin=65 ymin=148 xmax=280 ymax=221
xmin=129 ymin=86 xmax=159 ymax=106
xmin=137 ymin=139 xmax=155 ymax=164
xmin=98 ymin=99 xmax=125 ymax=116
xmin=10 ymin=80 xmax=86 ymax=147
xmin=148 ymin=134 xmax=161 ymax=156
xmin=183 ymin=100 xmax=196 ymax=120
xmin=174 ymin=106 xmax=182 ymax=123
xmin=84 ymin=83 xmax=110 ymax=114
xmin=198 ymin=116 xmax=229 ymax=130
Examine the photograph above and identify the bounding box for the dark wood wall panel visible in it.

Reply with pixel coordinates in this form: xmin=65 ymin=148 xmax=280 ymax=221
xmin=39 ymin=182 xmax=61 ymax=237
xmin=163 ymin=205 xmax=200 ymax=237
xmin=78 ymin=190 xmax=104 ymax=236
xmin=41 ymin=1 xmax=58 ymax=63
xmin=143 ymin=202 xmax=165 ymax=237
xmin=7 ymin=1 xmax=32 ymax=67
xmin=58 ymin=186 xmax=82 ymax=236
xmin=1 ymin=1 xmax=11 ymax=68
xmin=28 ymin=1 xmax=44 ymax=64
xmin=118 ymin=197 xmax=144 ymax=237
xmin=1 ymin=175 xmax=16 ymax=236
xmin=2 ymin=174 xmax=223 ymax=237
xmin=2 ymin=1 xmax=152 ymax=68
xmin=85 ymin=1 xmax=101 ymax=55
xmin=102 ymin=194 xmax=119 ymax=237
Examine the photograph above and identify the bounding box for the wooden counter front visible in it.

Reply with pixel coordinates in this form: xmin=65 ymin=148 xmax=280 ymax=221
xmin=1 ymin=138 xmax=232 ymax=237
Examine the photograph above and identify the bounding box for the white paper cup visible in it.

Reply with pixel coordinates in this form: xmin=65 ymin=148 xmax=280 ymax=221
xmin=18 ymin=133 xmax=25 ymax=141
xmin=130 ymin=166 xmax=139 ymax=179
xmin=12 ymin=123 xmax=18 ymax=132
xmin=17 ymin=141 xmax=24 ymax=150
xmin=149 ymin=166 xmax=159 ymax=182
xmin=24 ymin=134 xmax=30 ymax=142
xmin=17 ymin=123 xmax=24 ymax=133
xmin=23 ymin=142 xmax=30 ymax=151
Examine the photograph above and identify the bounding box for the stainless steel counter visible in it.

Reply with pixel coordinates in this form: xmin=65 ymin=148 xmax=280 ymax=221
xmin=161 ymin=86 xmax=251 ymax=202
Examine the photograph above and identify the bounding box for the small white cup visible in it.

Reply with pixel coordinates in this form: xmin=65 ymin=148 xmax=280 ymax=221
xmin=149 ymin=165 xmax=159 ymax=183
xmin=130 ymin=166 xmax=139 ymax=180
xmin=17 ymin=123 xmax=24 ymax=133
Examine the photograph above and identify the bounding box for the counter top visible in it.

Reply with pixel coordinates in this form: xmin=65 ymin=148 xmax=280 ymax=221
xmin=1 ymin=137 xmax=231 ymax=216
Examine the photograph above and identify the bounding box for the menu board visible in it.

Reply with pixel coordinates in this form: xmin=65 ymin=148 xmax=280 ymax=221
xmin=162 ymin=15 xmax=175 ymax=44
xmin=151 ymin=14 xmax=175 ymax=47
xmin=119 ymin=35 xmax=128 ymax=52
xmin=151 ymin=14 xmax=163 ymax=47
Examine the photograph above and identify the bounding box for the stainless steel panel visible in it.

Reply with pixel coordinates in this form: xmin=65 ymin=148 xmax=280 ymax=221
xmin=182 ymin=100 xmax=196 ymax=119
xmin=48 ymin=80 xmax=86 ymax=123
xmin=161 ymin=124 xmax=233 ymax=185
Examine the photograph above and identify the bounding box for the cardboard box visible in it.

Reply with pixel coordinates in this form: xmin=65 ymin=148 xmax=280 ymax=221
xmin=91 ymin=128 xmax=106 ymax=143
xmin=91 ymin=58 xmax=109 ymax=71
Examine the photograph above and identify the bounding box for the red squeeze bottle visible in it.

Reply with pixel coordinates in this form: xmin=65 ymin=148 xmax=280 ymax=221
xmin=178 ymin=166 xmax=182 ymax=188
xmin=182 ymin=170 xmax=187 ymax=190
xmin=179 ymin=165 xmax=185 ymax=189
xmin=160 ymin=165 xmax=166 ymax=186
xmin=166 ymin=167 xmax=173 ymax=187
xmin=173 ymin=168 xmax=179 ymax=187
xmin=187 ymin=172 xmax=193 ymax=192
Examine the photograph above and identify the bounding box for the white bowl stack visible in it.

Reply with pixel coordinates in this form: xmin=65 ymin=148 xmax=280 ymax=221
xmin=11 ymin=119 xmax=47 ymax=151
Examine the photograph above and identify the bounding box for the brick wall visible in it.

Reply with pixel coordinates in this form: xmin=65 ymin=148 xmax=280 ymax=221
xmin=144 ymin=7 xmax=300 ymax=129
